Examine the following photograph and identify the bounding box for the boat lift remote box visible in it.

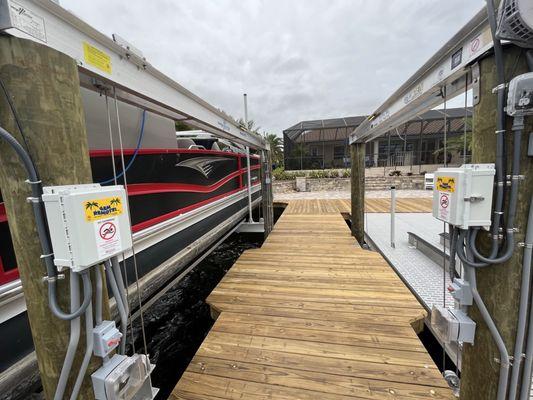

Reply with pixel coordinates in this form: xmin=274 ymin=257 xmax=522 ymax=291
xmin=432 ymin=164 xmax=495 ymax=229
xmin=42 ymin=184 xmax=132 ymax=271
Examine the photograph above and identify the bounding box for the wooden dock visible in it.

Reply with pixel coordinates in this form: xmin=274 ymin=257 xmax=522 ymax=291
xmin=280 ymin=198 xmax=432 ymax=214
xmin=171 ymin=200 xmax=452 ymax=399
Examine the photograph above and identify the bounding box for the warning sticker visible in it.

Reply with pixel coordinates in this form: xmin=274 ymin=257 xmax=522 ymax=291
xmin=84 ymin=196 xmax=123 ymax=222
xmin=439 ymin=193 xmax=450 ymax=220
xmin=436 ymin=176 xmax=455 ymax=193
xmin=83 ymin=42 xmax=112 ymax=74
xmin=94 ymin=218 xmax=122 ymax=259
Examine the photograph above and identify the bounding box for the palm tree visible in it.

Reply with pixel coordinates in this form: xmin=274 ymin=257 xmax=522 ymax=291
xmin=85 ymin=201 xmax=99 ymax=210
xmin=264 ymin=133 xmax=284 ymax=167
xmin=235 ymin=118 xmax=260 ymax=134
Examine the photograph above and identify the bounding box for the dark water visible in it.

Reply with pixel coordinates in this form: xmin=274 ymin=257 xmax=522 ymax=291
xmin=127 ymin=233 xmax=263 ymax=399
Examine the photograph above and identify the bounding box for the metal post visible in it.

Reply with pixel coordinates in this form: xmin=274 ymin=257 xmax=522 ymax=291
xmin=243 ymin=93 xmax=248 ymax=128
xmin=246 ymin=146 xmax=254 ymax=223
xmin=390 ymin=186 xmax=396 ymax=248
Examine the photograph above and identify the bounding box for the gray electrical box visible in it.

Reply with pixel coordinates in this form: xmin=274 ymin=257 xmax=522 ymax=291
xmin=92 ymin=354 xmax=158 ymax=400
xmin=431 ymin=306 xmax=476 ymax=344
xmin=93 ymin=321 xmax=122 ymax=358
xmin=507 ymin=72 xmax=533 ymax=116
xmin=42 ymin=184 xmax=132 ymax=271
xmin=448 ymin=278 xmax=473 ymax=306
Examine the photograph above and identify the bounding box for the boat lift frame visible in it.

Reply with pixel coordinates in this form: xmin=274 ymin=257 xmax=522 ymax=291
xmin=0 ymin=0 xmax=271 ymax=236
xmin=350 ymin=8 xmax=492 ymax=144
xmin=0 ymin=0 xmax=267 ymax=151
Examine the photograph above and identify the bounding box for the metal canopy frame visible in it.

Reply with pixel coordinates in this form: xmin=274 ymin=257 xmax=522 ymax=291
xmin=0 ymin=0 xmax=267 ymax=150
xmin=350 ymin=7 xmax=491 ymax=144
xmin=284 ymin=116 xmax=366 ymax=141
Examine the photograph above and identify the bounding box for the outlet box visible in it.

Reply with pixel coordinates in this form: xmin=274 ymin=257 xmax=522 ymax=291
xmin=431 ymin=306 xmax=476 ymax=344
xmin=91 ymin=354 xmax=158 ymax=400
xmin=93 ymin=321 xmax=122 ymax=358
xmin=42 ymin=184 xmax=132 ymax=271
xmin=432 ymin=164 xmax=495 ymax=229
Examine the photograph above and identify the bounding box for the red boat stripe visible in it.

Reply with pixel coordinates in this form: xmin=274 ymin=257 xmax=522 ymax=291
xmin=126 ymin=166 xmax=260 ymax=196
xmin=132 ymin=182 xmax=260 ymax=233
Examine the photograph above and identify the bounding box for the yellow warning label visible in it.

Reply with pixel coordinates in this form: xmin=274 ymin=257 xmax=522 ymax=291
xmin=436 ymin=176 xmax=456 ymax=193
xmin=84 ymin=197 xmax=123 ymax=222
xmin=83 ymin=42 xmax=112 ymax=74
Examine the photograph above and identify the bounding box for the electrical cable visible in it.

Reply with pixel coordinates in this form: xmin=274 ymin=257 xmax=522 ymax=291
xmin=105 ymin=259 xmax=128 ymax=355
xmin=69 ymin=299 xmax=94 ymax=400
xmin=466 ymin=0 xmax=508 ymax=266
xmin=113 ymin=87 xmax=150 ymax=359
xmin=0 ymin=76 xmax=35 ymax=170
xmin=100 ymin=109 xmax=146 ymax=185
xmin=468 ymin=116 xmax=523 ymax=264
xmin=95 ymin=266 xmax=103 ymax=326
xmin=509 ymin=196 xmax=533 ymax=400
xmin=0 ymin=125 xmax=91 ymax=319
xmin=53 ymin=272 xmax=81 ymax=400
xmin=111 ymin=256 xmax=129 ymax=355
xmin=105 ymin=93 xmax=118 ymax=184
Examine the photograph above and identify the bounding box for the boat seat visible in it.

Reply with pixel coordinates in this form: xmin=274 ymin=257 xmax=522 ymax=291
xmin=177 ymin=138 xmax=196 ymax=149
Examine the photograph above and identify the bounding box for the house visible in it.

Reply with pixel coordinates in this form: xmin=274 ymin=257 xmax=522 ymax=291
xmin=283 ymin=108 xmax=472 ymax=172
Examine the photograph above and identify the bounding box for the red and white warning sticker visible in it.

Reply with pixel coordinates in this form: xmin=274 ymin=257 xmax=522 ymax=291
xmin=438 ymin=193 xmax=450 ymax=220
xmin=94 ymin=217 xmax=122 ymax=259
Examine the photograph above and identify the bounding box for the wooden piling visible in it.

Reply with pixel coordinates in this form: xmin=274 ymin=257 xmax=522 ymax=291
xmin=350 ymin=142 xmax=365 ymax=244
xmin=460 ymin=45 xmax=533 ymax=399
xmin=0 ymin=36 xmax=109 ymax=399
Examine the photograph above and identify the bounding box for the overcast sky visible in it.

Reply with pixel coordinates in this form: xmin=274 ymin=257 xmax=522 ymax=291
xmin=61 ymin=0 xmax=485 ymax=135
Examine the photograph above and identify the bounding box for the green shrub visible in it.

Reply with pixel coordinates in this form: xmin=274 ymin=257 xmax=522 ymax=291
xmin=273 ymin=167 xmax=291 ymax=181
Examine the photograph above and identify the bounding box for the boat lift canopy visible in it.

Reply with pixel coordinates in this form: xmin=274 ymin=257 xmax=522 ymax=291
xmin=0 ymin=0 xmax=267 ymax=150
xmin=350 ymin=8 xmax=491 ymax=144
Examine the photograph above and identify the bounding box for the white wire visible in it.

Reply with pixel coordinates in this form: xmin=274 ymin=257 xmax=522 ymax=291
xmin=105 ymin=91 xmax=135 ymax=352
xmin=442 ymin=87 xmax=448 ymax=373
xmin=112 ymin=88 xmax=150 ymax=359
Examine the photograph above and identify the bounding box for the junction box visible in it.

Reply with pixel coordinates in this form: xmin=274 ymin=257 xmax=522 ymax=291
xmin=431 ymin=306 xmax=476 ymax=344
xmin=432 ymin=164 xmax=495 ymax=229
xmin=42 ymin=184 xmax=132 ymax=271
xmin=91 ymin=354 xmax=157 ymax=399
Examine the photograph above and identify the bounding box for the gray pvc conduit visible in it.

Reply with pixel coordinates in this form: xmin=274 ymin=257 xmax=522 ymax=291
xmin=111 ymin=256 xmax=129 ymax=354
xmin=448 ymin=227 xmax=458 ymax=280
xmin=105 ymin=260 xmax=127 ymax=354
xmin=53 ymin=272 xmax=81 ymax=400
xmin=508 ymin=196 xmax=533 ymax=399
xmin=69 ymin=299 xmax=94 ymax=400
xmin=95 ymin=267 xmax=103 ymax=326
xmin=464 ymin=264 xmax=510 ymax=400
xmin=481 ymin=0 xmax=508 ymax=262
xmin=520 ymin=284 xmax=533 ymax=400
xmin=469 ymin=117 xmax=523 ymax=265
xmin=0 ymin=126 xmax=91 ymax=319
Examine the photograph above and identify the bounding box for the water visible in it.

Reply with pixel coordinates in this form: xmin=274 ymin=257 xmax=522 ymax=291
xmin=127 ymin=233 xmax=263 ymax=399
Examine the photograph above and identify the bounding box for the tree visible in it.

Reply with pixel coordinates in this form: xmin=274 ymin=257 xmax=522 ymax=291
xmin=264 ymin=133 xmax=284 ymax=166
xmin=235 ymin=118 xmax=260 ymax=134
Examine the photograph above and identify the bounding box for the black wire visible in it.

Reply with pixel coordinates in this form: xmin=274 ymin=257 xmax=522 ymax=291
xmin=0 ymin=76 xmax=38 ymax=174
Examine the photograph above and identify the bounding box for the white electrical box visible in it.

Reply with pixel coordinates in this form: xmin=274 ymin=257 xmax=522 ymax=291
xmin=42 ymin=184 xmax=132 ymax=271
xmin=432 ymin=164 xmax=495 ymax=229
xmin=431 ymin=306 xmax=476 ymax=344
xmin=93 ymin=321 xmax=122 ymax=358
xmin=92 ymin=354 xmax=158 ymax=400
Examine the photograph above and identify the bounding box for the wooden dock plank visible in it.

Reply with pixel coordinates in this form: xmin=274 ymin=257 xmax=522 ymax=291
xmin=170 ymin=200 xmax=452 ymax=399
xmin=281 ymin=198 xmax=432 ymax=214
